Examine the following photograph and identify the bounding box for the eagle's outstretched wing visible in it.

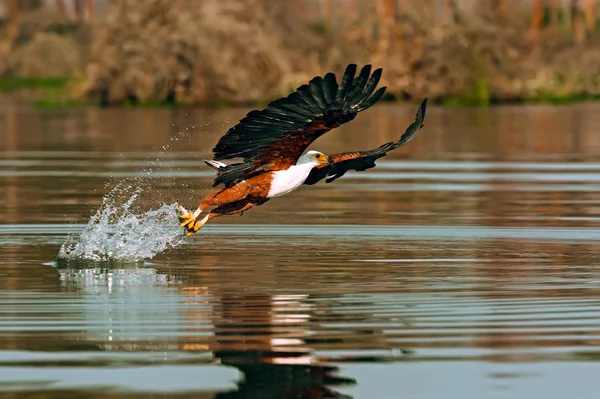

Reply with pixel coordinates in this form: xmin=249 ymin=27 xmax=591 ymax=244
xmin=304 ymin=99 xmax=427 ymax=185
xmin=212 ymin=64 xmax=386 ymax=187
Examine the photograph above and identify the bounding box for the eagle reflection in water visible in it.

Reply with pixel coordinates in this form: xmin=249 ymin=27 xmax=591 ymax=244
xmin=210 ymin=293 xmax=356 ymax=399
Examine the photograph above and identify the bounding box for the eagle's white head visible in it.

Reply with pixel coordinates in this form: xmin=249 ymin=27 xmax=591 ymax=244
xmin=297 ymin=150 xmax=333 ymax=167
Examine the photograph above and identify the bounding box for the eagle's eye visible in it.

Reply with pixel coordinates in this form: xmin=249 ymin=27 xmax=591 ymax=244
xmin=315 ymin=154 xmax=321 ymax=159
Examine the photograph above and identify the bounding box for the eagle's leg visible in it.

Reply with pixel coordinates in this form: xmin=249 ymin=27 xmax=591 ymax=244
xmin=177 ymin=189 xmax=231 ymax=231
xmin=182 ymin=199 xmax=255 ymax=237
xmin=178 ymin=181 xmax=268 ymax=236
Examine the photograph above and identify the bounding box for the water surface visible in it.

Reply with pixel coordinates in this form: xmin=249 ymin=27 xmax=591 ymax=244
xmin=2 ymin=103 xmax=600 ymax=398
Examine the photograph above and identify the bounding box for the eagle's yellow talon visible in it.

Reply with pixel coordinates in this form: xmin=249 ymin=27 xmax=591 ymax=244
xmin=177 ymin=205 xmax=195 ymax=227
xmin=179 ymin=218 xmax=194 ymax=228
xmin=178 ymin=205 xmax=203 ymax=236
xmin=184 ymin=223 xmax=200 ymax=237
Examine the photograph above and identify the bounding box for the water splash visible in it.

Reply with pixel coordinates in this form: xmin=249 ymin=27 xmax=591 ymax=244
xmin=56 ymin=121 xmax=202 ymax=264
xmin=57 ymin=185 xmax=186 ymax=263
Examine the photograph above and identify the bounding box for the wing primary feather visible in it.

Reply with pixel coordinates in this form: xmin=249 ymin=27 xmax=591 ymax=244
xmin=357 ymin=87 xmax=387 ymax=111
xmin=357 ymin=68 xmax=382 ymax=103
xmin=336 ymin=64 xmax=357 ymax=103
xmin=296 ymin=85 xmax=322 ymax=112
xmin=345 ymin=65 xmax=372 ymax=108
xmin=322 ymin=72 xmax=338 ymax=106
xmin=308 ymin=77 xmax=329 ymax=111
xmin=395 ymin=98 xmax=427 ymax=148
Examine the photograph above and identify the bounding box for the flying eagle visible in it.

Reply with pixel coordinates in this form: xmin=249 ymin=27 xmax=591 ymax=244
xmin=178 ymin=64 xmax=427 ymax=236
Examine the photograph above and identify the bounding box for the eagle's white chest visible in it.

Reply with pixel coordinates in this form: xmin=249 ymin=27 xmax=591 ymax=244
xmin=267 ymin=164 xmax=315 ymax=198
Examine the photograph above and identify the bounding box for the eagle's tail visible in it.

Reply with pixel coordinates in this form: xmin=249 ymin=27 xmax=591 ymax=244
xmin=204 ymin=160 xmax=227 ymax=170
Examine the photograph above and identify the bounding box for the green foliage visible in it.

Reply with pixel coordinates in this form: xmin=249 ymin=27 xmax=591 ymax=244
xmin=211 ymin=98 xmax=231 ymax=109
xmin=441 ymin=79 xmax=491 ymax=107
xmin=528 ymin=90 xmax=600 ymax=105
xmin=34 ymin=98 xmax=83 ymax=108
xmin=0 ymin=76 xmax=84 ymax=109
xmin=0 ymin=77 xmax=69 ymax=91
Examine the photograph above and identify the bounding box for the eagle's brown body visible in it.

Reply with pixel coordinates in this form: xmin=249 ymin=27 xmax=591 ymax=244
xmin=178 ymin=64 xmax=427 ymax=236
xmin=195 ymin=172 xmax=273 ymax=221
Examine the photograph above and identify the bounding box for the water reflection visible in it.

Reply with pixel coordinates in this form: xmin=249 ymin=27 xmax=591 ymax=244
xmin=55 ymin=264 xmax=357 ymax=397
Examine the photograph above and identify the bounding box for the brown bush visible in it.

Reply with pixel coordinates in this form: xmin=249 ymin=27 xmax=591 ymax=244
xmin=79 ymin=0 xmax=328 ymax=105
xmin=0 ymin=6 xmax=82 ymax=78
xmin=5 ymin=32 xmax=81 ymax=77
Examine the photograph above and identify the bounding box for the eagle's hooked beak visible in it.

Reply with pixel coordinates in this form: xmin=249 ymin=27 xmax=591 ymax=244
xmin=316 ymin=153 xmax=333 ymax=166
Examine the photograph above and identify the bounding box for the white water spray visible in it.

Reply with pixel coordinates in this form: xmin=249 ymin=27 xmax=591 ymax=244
xmin=58 ymin=182 xmax=187 ymax=264
xmin=56 ymin=121 xmax=209 ymax=263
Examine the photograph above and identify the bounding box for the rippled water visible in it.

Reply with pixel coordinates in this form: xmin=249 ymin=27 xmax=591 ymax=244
xmin=2 ymin=104 xmax=600 ymax=398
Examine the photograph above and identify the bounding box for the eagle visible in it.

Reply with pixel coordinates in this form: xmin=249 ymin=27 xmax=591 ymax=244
xmin=178 ymin=64 xmax=427 ymax=236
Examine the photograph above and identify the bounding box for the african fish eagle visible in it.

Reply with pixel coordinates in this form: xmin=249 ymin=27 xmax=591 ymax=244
xmin=178 ymin=64 xmax=427 ymax=236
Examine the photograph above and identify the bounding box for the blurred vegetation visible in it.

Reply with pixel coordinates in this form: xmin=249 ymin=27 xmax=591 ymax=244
xmin=2 ymin=0 xmax=600 ymax=107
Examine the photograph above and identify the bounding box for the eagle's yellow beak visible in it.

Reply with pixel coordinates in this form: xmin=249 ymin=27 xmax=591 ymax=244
xmin=318 ymin=155 xmax=333 ymax=166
